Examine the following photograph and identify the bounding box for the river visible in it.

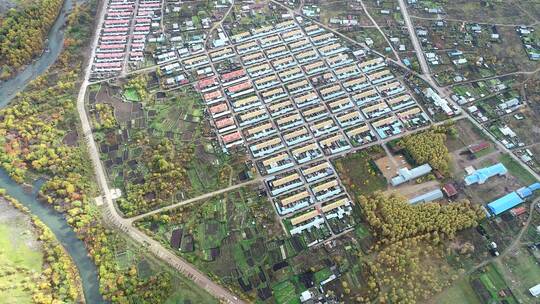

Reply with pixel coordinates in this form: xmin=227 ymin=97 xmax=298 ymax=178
xmin=0 ymin=0 xmax=84 ymax=106
xmin=0 ymin=0 xmax=105 ymax=302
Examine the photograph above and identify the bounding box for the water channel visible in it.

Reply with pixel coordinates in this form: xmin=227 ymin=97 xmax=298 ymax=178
xmin=0 ymin=0 xmax=105 ymax=302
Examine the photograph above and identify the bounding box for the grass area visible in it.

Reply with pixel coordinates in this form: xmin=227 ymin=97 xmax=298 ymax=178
xmin=473 ymin=263 xmax=518 ymax=304
xmin=499 ymin=154 xmax=538 ymax=185
xmin=123 ymin=88 xmax=140 ymax=102
xmin=314 ymin=267 xmax=332 ymax=284
xmin=473 ymin=146 xmax=496 ymax=159
xmin=354 ymin=224 xmax=370 ymax=239
xmin=0 ymin=213 xmax=43 ymax=303
xmin=164 ymin=276 xmax=218 ymax=304
xmin=496 ymin=247 xmax=540 ymax=302
xmin=272 ymin=280 xmax=300 ymax=304
xmin=434 ymin=277 xmax=481 ymax=304
xmin=334 ymin=148 xmax=387 ymax=198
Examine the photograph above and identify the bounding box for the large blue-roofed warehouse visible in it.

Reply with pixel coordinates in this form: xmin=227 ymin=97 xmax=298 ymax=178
xmin=487 ymin=192 xmax=523 ymax=215
xmin=464 ymin=163 xmax=507 ymax=186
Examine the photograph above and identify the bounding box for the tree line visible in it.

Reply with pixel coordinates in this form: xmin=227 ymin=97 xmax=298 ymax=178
xmin=0 ymin=3 xmax=174 ymax=303
xmin=358 ymin=192 xmax=485 ymax=303
xmin=397 ymin=126 xmax=453 ymax=175
xmin=0 ymin=0 xmax=64 ymax=78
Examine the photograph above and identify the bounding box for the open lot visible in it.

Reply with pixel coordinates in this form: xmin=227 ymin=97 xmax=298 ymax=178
xmin=374 ymin=152 xmax=408 ymax=181
xmin=0 ymin=200 xmax=42 ymax=303
xmin=496 ymin=247 xmax=540 ymax=302
xmin=334 ymin=146 xmax=388 ymax=199
xmin=430 ymin=277 xmax=481 ymax=304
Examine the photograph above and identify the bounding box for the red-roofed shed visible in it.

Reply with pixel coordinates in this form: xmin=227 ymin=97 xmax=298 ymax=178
xmin=442 ymin=183 xmax=458 ymax=198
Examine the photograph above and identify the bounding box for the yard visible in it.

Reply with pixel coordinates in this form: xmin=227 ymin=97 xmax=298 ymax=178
xmin=499 ymin=153 xmax=537 ymax=185
xmin=496 ymin=247 xmax=540 ymax=302
xmin=334 ymin=146 xmax=388 ymax=199
xmin=88 ymin=81 xmax=251 ymax=216
xmin=136 ymin=186 xmax=287 ymax=302
xmin=136 ymin=184 xmax=373 ymax=302
xmin=468 ymin=263 xmax=518 ymax=304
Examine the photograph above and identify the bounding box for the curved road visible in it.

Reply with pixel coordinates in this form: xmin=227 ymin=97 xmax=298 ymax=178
xmin=76 ymin=1 xmax=244 ymax=303
xmin=78 ymin=1 xmax=539 ymax=303
xmin=204 ymin=0 xmax=235 ymax=46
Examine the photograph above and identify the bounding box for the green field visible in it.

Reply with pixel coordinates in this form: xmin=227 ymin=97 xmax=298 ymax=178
xmin=496 ymin=248 xmax=540 ymax=302
xmin=473 ymin=263 xmax=518 ymax=304
xmin=435 ymin=278 xmax=481 ymax=304
xmin=0 ymin=211 xmax=43 ymax=303
xmin=164 ymin=276 xmax=218 ymax=304
xmin=272 ymin=280 xmax=300 ymax=304
xmin=499 ymin=154 xmax=538 ymax=185
xmin=123 ymin=88 xmax=141 ymax=102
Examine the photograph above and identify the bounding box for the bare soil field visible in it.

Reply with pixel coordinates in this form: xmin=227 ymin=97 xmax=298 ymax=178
xmin=375 ymin=153 xmax=409 ymax=181
xmin=446 ymin=119 xmax=488 ymax=152
xmin=389 ymin=180 xmax=441 ymax=201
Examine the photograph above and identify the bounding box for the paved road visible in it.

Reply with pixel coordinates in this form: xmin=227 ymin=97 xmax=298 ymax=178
xmin=128 ymin=178 xmax=261 ymax=222
xmin=397 ymin=0 xmax=433 ymax=84
xmin=75 ymin=1 xmax=245 ymax=303
xmin=120 ymin=0 xmax=140 ymax=77
xmin=398 ymin=0 xmax=540 ymax=182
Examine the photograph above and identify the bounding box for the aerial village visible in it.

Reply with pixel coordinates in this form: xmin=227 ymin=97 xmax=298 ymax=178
xmin=83 ymin=0 xmax=540 ymax=303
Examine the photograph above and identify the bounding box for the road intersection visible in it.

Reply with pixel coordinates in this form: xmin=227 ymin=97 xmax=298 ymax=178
xmin=76 ymin=1 xmax=539 ymax=303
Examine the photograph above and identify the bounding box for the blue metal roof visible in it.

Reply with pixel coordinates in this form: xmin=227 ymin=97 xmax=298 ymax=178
xmin=487 ymin=192 xmax=523 ymax=215
xmin=528 ymin=182 xmax=540 ymax=192
xmin=464 ymin=163 xmax=507 ymax=185
xmin=516 ymin=187 xmax=533 ymax=199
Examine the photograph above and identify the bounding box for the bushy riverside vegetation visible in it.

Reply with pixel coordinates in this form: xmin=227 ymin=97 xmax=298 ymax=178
xmin=0 ymin=2 xmax=174 ymax=303
xmin=0 ymin=191 xmax=83 ymax=303
xmin=359 ymin=192 xmax=485 ymax=303
xmin=0 ymin=0 xmax=64 ymax=78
